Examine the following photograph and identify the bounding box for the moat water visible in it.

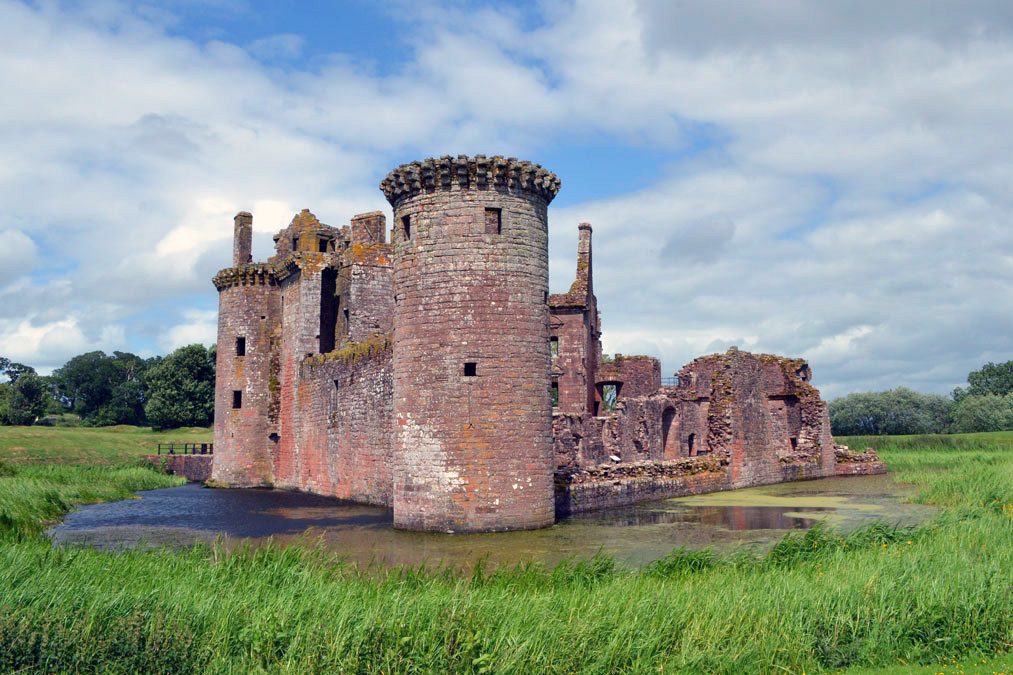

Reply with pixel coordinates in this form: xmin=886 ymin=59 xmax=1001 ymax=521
xmin=47 ymin=473 xmax=936 ymax=569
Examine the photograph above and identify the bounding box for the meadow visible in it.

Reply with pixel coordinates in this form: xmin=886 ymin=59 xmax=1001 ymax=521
xmin=1 ymin=428 xmax=1012 ymax=673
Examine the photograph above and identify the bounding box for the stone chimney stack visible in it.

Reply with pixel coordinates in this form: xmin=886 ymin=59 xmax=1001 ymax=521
xmin=233 ymin=211 xmax=253 ymax=266
xmin=577 ymin=222 xmax=593 ymax=298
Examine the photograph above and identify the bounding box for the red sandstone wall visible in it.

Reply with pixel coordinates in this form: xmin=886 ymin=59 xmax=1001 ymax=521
xmin=385 ymin=156 xmax=558 ymax=532
xmin=550 ymin=309 xmax=593 ymax=414
xmin=555 ymin=463 xmax=730 ymax=516
xmin=597 ymin=355 xmax=661 ymax=400
xmin=291 ymin=339 xmax=394 ymax=505
xmin=346 ymin=254 xmax=393 ymax=342
xmin=670 ymin=348 xmax=836 ymax=490
xmin=150 ymin=455 xmax=213 ymax=482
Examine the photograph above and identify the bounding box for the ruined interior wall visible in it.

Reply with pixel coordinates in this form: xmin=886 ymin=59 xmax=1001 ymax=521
xmin=601 ymin=394 xmax=673 ymax=461
xmin=550 ymin=308 xmax=592 ymax=414
xmin=597 ymin=355 xmax=661 ymax=401
xmin=552 ymin=413 xmax=606 ymax=468
xmin=669 ymin=348 xmax=837 ymax=490
xmin=293 ymin=337 xmax=394 ymax=505
xmin=347 ymin=251 xmax=393 ymax=342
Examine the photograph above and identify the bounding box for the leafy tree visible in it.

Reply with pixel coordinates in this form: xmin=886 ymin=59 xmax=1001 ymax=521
xmin=829 ymin=387 xmax=952 ymax=436
xmin=2 ymin=373 xmax=48 ymax=425
xmin=51 ymin=351 xmax=153 ymax=424
xmin=144 ymin=344 xmax=216 ymax=430
xmin=0 ymin=357 xmax=36 ymax=383
xmin=953 ymin=360 xmax=1013 ymax=402
xmin=951 ymin=394 xmax=1013 ymax=433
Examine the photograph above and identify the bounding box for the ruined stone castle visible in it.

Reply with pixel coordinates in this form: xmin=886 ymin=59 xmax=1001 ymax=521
xmin=212 ymin=155 xmax=883 ymax=533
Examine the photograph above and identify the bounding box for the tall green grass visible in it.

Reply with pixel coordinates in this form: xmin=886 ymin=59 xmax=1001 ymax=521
xmin=1 ymin=432 xmax=1012 ymax=672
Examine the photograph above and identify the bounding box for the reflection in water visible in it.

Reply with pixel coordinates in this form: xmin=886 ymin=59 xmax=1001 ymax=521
xmin=48 ymin=473 xmax=937 ymax=569
xmin=684 ymin=505 xmax=828 ymax=530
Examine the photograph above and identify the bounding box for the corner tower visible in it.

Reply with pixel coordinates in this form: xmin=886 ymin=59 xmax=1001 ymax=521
xmin=212 ymin=212 xmax=280 ymax=487
xmin=381 ymin=155 xmax=561 ymax=532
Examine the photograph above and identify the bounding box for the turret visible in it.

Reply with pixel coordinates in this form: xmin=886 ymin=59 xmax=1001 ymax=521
xmin=212 ymin=211 xmax=279 ymax=487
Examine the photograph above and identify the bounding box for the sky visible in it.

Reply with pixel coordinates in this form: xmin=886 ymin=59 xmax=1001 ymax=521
xmin=2 ymin=0 xmax=1013 ymax=400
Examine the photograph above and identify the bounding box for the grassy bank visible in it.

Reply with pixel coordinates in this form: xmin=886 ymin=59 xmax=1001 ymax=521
xmin=0 ymin=431 xmax=1011 ymax=672
xmin=0 ymin=424 xmax=212 ymax=466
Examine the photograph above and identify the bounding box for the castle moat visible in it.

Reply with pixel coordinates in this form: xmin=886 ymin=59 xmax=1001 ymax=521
xmin=47 ymin=473 xmax=936 ymax=569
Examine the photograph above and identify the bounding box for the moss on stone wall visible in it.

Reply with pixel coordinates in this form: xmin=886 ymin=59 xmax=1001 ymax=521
xmin=305 ymin=332 xmax=393 ymax=368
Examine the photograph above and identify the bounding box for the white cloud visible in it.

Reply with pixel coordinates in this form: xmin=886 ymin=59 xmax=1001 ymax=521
xmin=0 ymin=229 xmax=38 ymax=285
xmin=158 ymin=309 xmax=218 ymax=353
xmin=1 ymin=0 xmax=1012 ymax=400
xmin=247 ymin=33 xmax=304 ymax=61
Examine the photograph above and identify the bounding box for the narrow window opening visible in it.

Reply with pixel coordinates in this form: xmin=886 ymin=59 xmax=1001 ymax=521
xmin=550 ymin=336 xmax=559 ymax=357
xmin=318 ymin=239 xmax=328 ymax=253
xmin=662 ymin=407 xmax=676 ymax=456
xmin=543 ymin=290 xmax=548 ymax=303
xmin=687 ymin=432 xmax=696 ymax=457
xmin=551 ymin=379 xmax=559 ymax=407
xmin=484 ymin=207 xmax=501 ymax=234
xmin=235 ymin=337 xmax=246 ymax=356
xmin=291 ymin=236 xmax=298 ymax=252
xmin=260 ymin=315 xmax=266 ymax=320
xmin=343 ymin=308 xmax=349 ymax=322
xmin=319 ymin=269 xmax=337 ymax=353
xmin=334 ymin=379 xmax=340 ymax=391
xmin=600 ymin=383 xmax=619 ymax=412
xmin=232 ymin=391 xmax=242 ymax=409
xmin=790 ymin=437 xmax=798 ymax=452
xmin=402 ymin=215 xmax=411 ymax=240
xmin=464 ymin=362 xmax=477 ymax=377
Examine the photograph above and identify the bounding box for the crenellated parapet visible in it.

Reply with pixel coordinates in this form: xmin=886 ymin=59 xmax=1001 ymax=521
xmin=380 ymin=154 xmax=560 ymax=207
xmin=212 ymin=263 xmax=277 ymax=291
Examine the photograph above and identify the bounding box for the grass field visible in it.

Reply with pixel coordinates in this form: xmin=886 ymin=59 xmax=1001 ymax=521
xmin=1 ymin=428 xmax=1012 ymax=673
xmin=0 ymin=424 xmax=213 ymax=466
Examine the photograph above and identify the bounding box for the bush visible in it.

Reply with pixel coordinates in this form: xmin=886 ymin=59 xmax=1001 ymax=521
xmin=951 ymin=393 xmax=1013 ymax=433
xmin=829 ymin=388 xmax=952 ymax=436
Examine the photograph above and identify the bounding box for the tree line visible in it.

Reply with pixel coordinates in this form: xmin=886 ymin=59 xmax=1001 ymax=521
xmin=830 ymin=361 xmax=1013 ymax=435
xmin=0 ymin=345 xmax=215 ymax=430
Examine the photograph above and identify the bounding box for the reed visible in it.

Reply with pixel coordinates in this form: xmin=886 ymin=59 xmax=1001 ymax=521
xmin=0 ymin=431 xmax=1011 ymax=673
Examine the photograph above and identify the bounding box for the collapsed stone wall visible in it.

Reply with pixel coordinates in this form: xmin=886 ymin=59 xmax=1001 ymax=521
xmin=555 ymin=457 xmax=730 ymax=517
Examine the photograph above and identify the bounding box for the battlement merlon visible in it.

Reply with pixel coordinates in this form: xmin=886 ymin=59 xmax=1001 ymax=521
xmin=380 ymin=155 xmax=561 ymax=208
xmin=213 ymin=263 xmax=277 ymax=291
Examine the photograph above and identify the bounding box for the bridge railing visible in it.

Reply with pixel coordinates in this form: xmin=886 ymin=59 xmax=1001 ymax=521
xmin=157 ymin=443 xmax=214 ymax=455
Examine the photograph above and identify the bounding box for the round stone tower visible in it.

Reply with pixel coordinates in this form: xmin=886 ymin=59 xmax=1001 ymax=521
xmin=211 ymin=212 xmax=279 ymax=487
xmin=381 ymin=155 xmax=561 ymax=532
